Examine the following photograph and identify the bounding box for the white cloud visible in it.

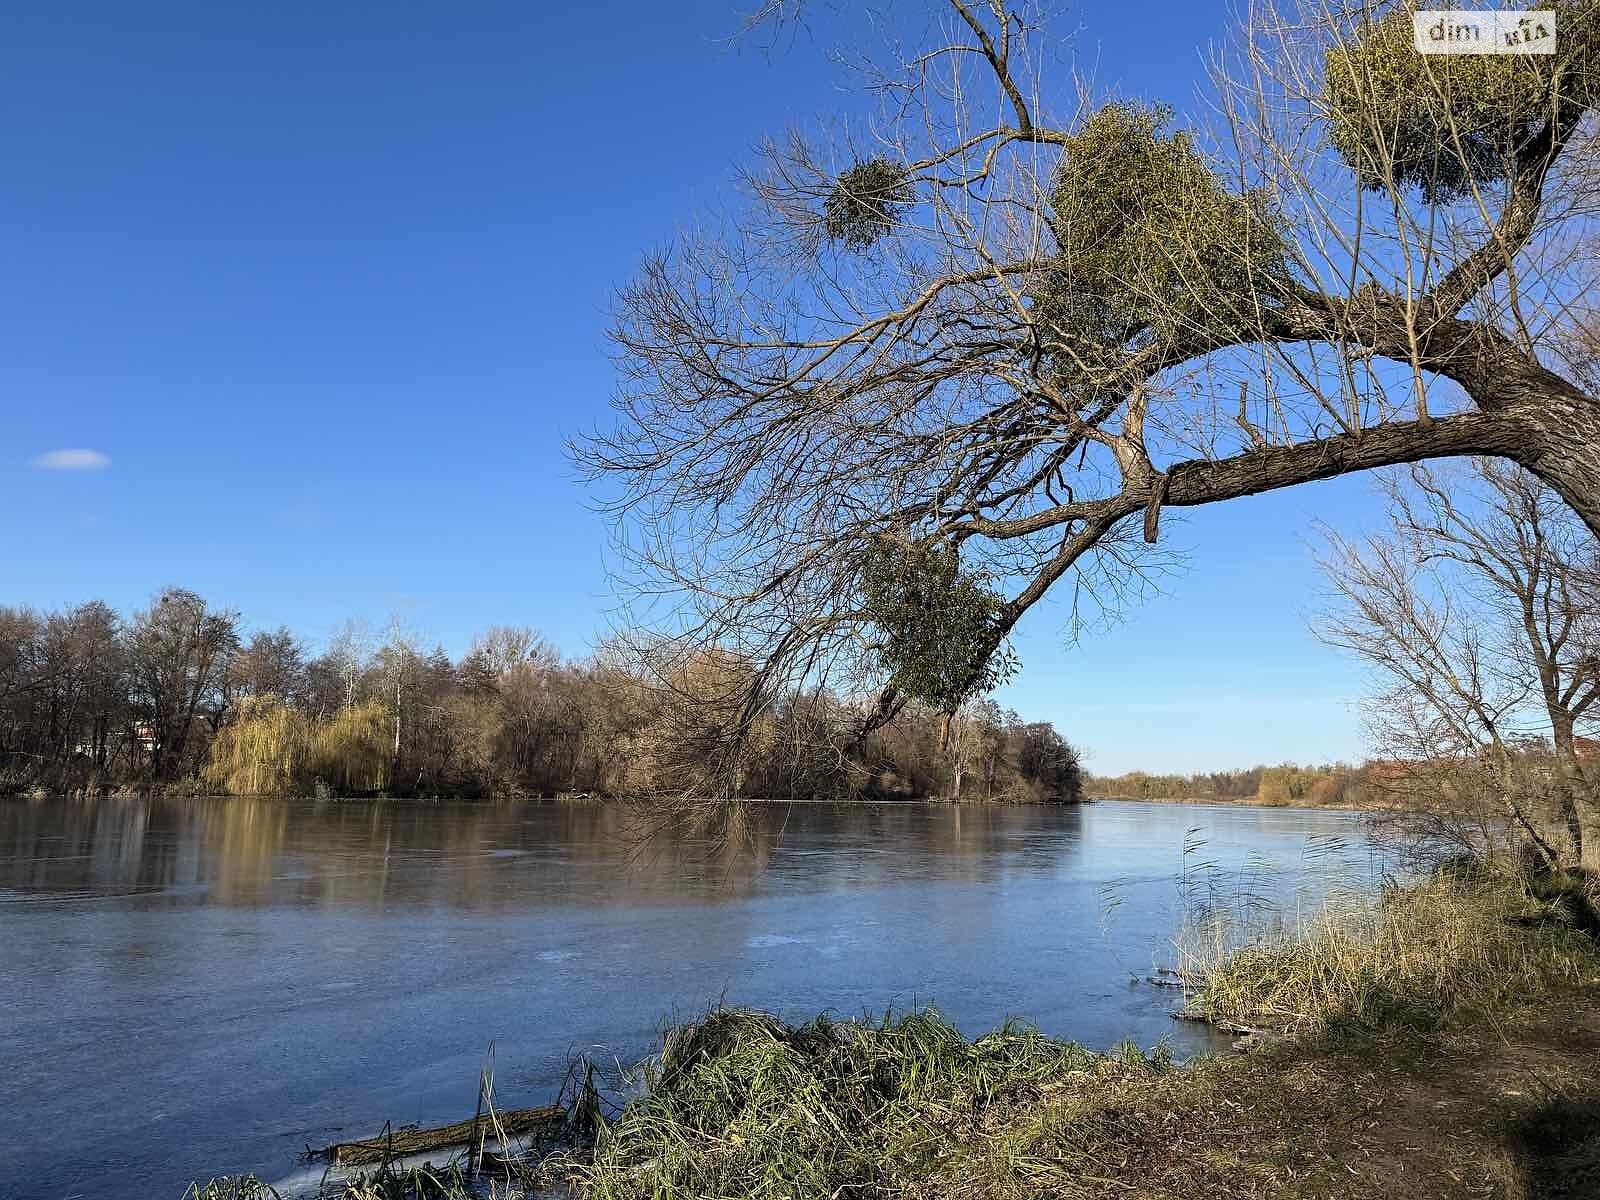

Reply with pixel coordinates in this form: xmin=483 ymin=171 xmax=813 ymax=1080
xmin=31 ymin=448 xmax=110 ymax=471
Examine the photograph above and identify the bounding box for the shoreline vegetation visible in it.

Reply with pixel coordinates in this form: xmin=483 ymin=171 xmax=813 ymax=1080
xmin=187 ymin=859 xmax=1600 ymax=1200
xmin=0 ymin=590 xmax=1082 ymax=807
xmin=1086 ymin=763 xmax=1391 ymax=810
xmin=1093 ymin=791 xmax=1388 ymax=811
xmin=17 ymin=0 xmax=1600 ymax=1192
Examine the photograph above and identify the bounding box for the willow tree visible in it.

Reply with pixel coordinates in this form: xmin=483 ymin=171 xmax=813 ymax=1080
xmin=580 ymin=0 xmax=1600 ymax=780
xmin=310 ymin=699 xmax=393 ymax=795
xmin=204 ymin=694 xmax=309 ymax=796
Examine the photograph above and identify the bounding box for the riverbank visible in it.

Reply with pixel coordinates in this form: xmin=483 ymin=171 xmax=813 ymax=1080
xmin=1084 ymin=763 xmax=1384 ymax=811
xmin=7 ymin=787 xmax=1091 ymax=807
xmin=190 ymin=864 xmax=1600 ymax=1199
xmin=548 ymin=868 xmax=1599 ymax=1200
xmin=192 ymin=1001 xmax=1600 ymax=1200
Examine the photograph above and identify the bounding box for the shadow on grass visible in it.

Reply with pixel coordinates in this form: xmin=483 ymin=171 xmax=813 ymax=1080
xmin=1503 ymin=1090 xmax=1600 ymax=1199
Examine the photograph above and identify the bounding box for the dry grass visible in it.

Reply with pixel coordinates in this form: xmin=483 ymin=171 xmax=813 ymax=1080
xmin=1186 ymin=868 xmax=1600 ymax=1034
xmin=561 ymin=1007 xmax=1138 ymax=1200
xmin=550 ymin=992 xmax=1600 ymax=1200
xmin=550 ymin=871 xmax=1600 ymax=1200
xmin=185 ymin=1162 xmax=484 ymax=1200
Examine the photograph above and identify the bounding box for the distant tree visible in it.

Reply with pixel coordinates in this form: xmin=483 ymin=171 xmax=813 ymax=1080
xmin=461 ymin=626 xmax=556 ymax=687
xmin=968 ymin=701 xmax=1010 ymax=800
xmin=0 ymin=608 xmax=39 ymax=711
xmin=322 ymin=619 xmax=373 ymax=711
xmin=309 ymin=699 xmax=391 ymax=795
xmin=68 ymin=602 xmax=123 ymax=773
xmin=1011 ymin=721 xmax=1083 ymax=804
xmin=942 ymin=701 xmax=982 ymax=800
xmin=1 ymin=591 xmax=1084 ymax=803
xmin=204 ymin=694 xmax=309 ymax=796
xmin=230 ymin=628 xmax=308 ymax=704
xmin=751 ymin=689 xmax=855 ymax=802
xmin=0 ymin=607 xmax=44 ymax=782
xmin=301 ymin=652 xmax=351 ymax=722
xmin=32 ymin=602 xmax=122 ymax=771
xmin=126 ymin=589 xmax=239 ymax=779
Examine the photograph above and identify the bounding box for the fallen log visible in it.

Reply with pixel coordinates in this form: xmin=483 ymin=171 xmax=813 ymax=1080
xmin=1170 ymin=1009 xmax=1272 ymax=1037
xmin=327 ymin=1103 xmax=566 ymax=1166
xmin=1145 ymin=975 xmax=1187 ymax=989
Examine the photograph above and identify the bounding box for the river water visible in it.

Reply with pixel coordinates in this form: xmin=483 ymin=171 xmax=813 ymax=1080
xmin=0 ymin=796 xmax=1383 ymax=1199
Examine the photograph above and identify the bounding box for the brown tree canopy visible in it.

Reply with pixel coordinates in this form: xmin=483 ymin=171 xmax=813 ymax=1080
xmin=579 ymin=0 xmax=1600 ymax=761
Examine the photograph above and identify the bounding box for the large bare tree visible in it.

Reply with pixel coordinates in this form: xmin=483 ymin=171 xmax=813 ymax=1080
xmin=579 ymin=0 xmax=1600 ymax=777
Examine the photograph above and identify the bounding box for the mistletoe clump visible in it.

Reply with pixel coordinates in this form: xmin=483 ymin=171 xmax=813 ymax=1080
xmin=1033 ymin=101 xmax=1288 ymax=386
xmin=860 ymin=536 xmax=1017 ymax=712
xmin=823 ymin=158 xmax=914 ymax=249
xmin=1324 ymin=2 xmax=1600 ymax=201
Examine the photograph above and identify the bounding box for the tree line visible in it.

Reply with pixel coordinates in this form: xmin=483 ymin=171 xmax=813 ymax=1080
xmin=1083 ymin=763 xmax=1369 ymax=807
xmin=0 ymin=590 xmax=1081 ymax=804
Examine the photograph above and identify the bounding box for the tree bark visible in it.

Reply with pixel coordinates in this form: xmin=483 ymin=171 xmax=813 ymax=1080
xmin=1522 ymin=397 xmax=1600 ymax=540
xmin=1549 ymin=713 xmax=1588 ymax=868
xmin=1163 ymin=411 xmax=1531 ymax=515
xmin=1154 ymin=392 xmax=1600 ymax=544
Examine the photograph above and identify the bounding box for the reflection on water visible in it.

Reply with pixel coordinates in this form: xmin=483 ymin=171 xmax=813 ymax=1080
xmin=1 ymin=796 xmax=1094 ymax=908
xmin=0 ymin=796 xmax=1380 ymax=1200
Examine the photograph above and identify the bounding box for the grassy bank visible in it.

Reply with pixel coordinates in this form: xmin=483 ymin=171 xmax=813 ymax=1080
xmin=189 ymin=865 xmax=1600 ymax=1200
xmin=1187 ymin=867 xmax=1600 ymax=1034
xmin=561 ymin=866 xmax=1600 ymax=1200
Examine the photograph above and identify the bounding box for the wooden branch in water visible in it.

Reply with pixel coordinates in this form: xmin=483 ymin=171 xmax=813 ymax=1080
xmin=326 ymin=1103 xmax=566 ymax=1166
xmin=1171 ymin=1009 xmax=1270 ymax=1037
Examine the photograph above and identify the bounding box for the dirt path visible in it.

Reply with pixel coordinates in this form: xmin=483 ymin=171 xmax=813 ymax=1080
xmin=1333 ymin=996 xmax=1600 ymax=1199
xmin=1167 ymin=997 xmax=1600 ymax=1199
xmin=955 ymin=990 xmax=1600 ymax=1199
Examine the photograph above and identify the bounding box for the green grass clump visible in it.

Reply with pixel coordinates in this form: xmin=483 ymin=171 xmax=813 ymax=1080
xmin=568 ymin=1006 xmax=1158 ymax=1200
xmin=339 ymin=1161 xmax=475 ymax=1199
xmin=1190 ymin=869 xmax=1600 ymax=1034
xmin=183 ymin=1180 xmax=280 ymax=1200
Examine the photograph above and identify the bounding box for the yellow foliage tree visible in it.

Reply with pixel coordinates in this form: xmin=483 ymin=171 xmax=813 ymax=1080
xmin=204 ymin=696 xmax=395 ymax=796
xmin=309 ymin=700 xmax=392 ymax=795
xmin=204 ymin=695 xmax=309 ymax=796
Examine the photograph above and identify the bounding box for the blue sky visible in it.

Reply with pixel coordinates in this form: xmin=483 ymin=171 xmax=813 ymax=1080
xmin=0 ymin=1 xmax=1381 ymax=774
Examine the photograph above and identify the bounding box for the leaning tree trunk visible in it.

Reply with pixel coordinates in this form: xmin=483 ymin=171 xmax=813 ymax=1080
xmin=1491 ymin=744 xmax=1565 ymax=872
xmin=1529 ymin=433 xmax=1600 ymax=541
xmin=1505 ymin=382 xmax=1600 ymax=539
